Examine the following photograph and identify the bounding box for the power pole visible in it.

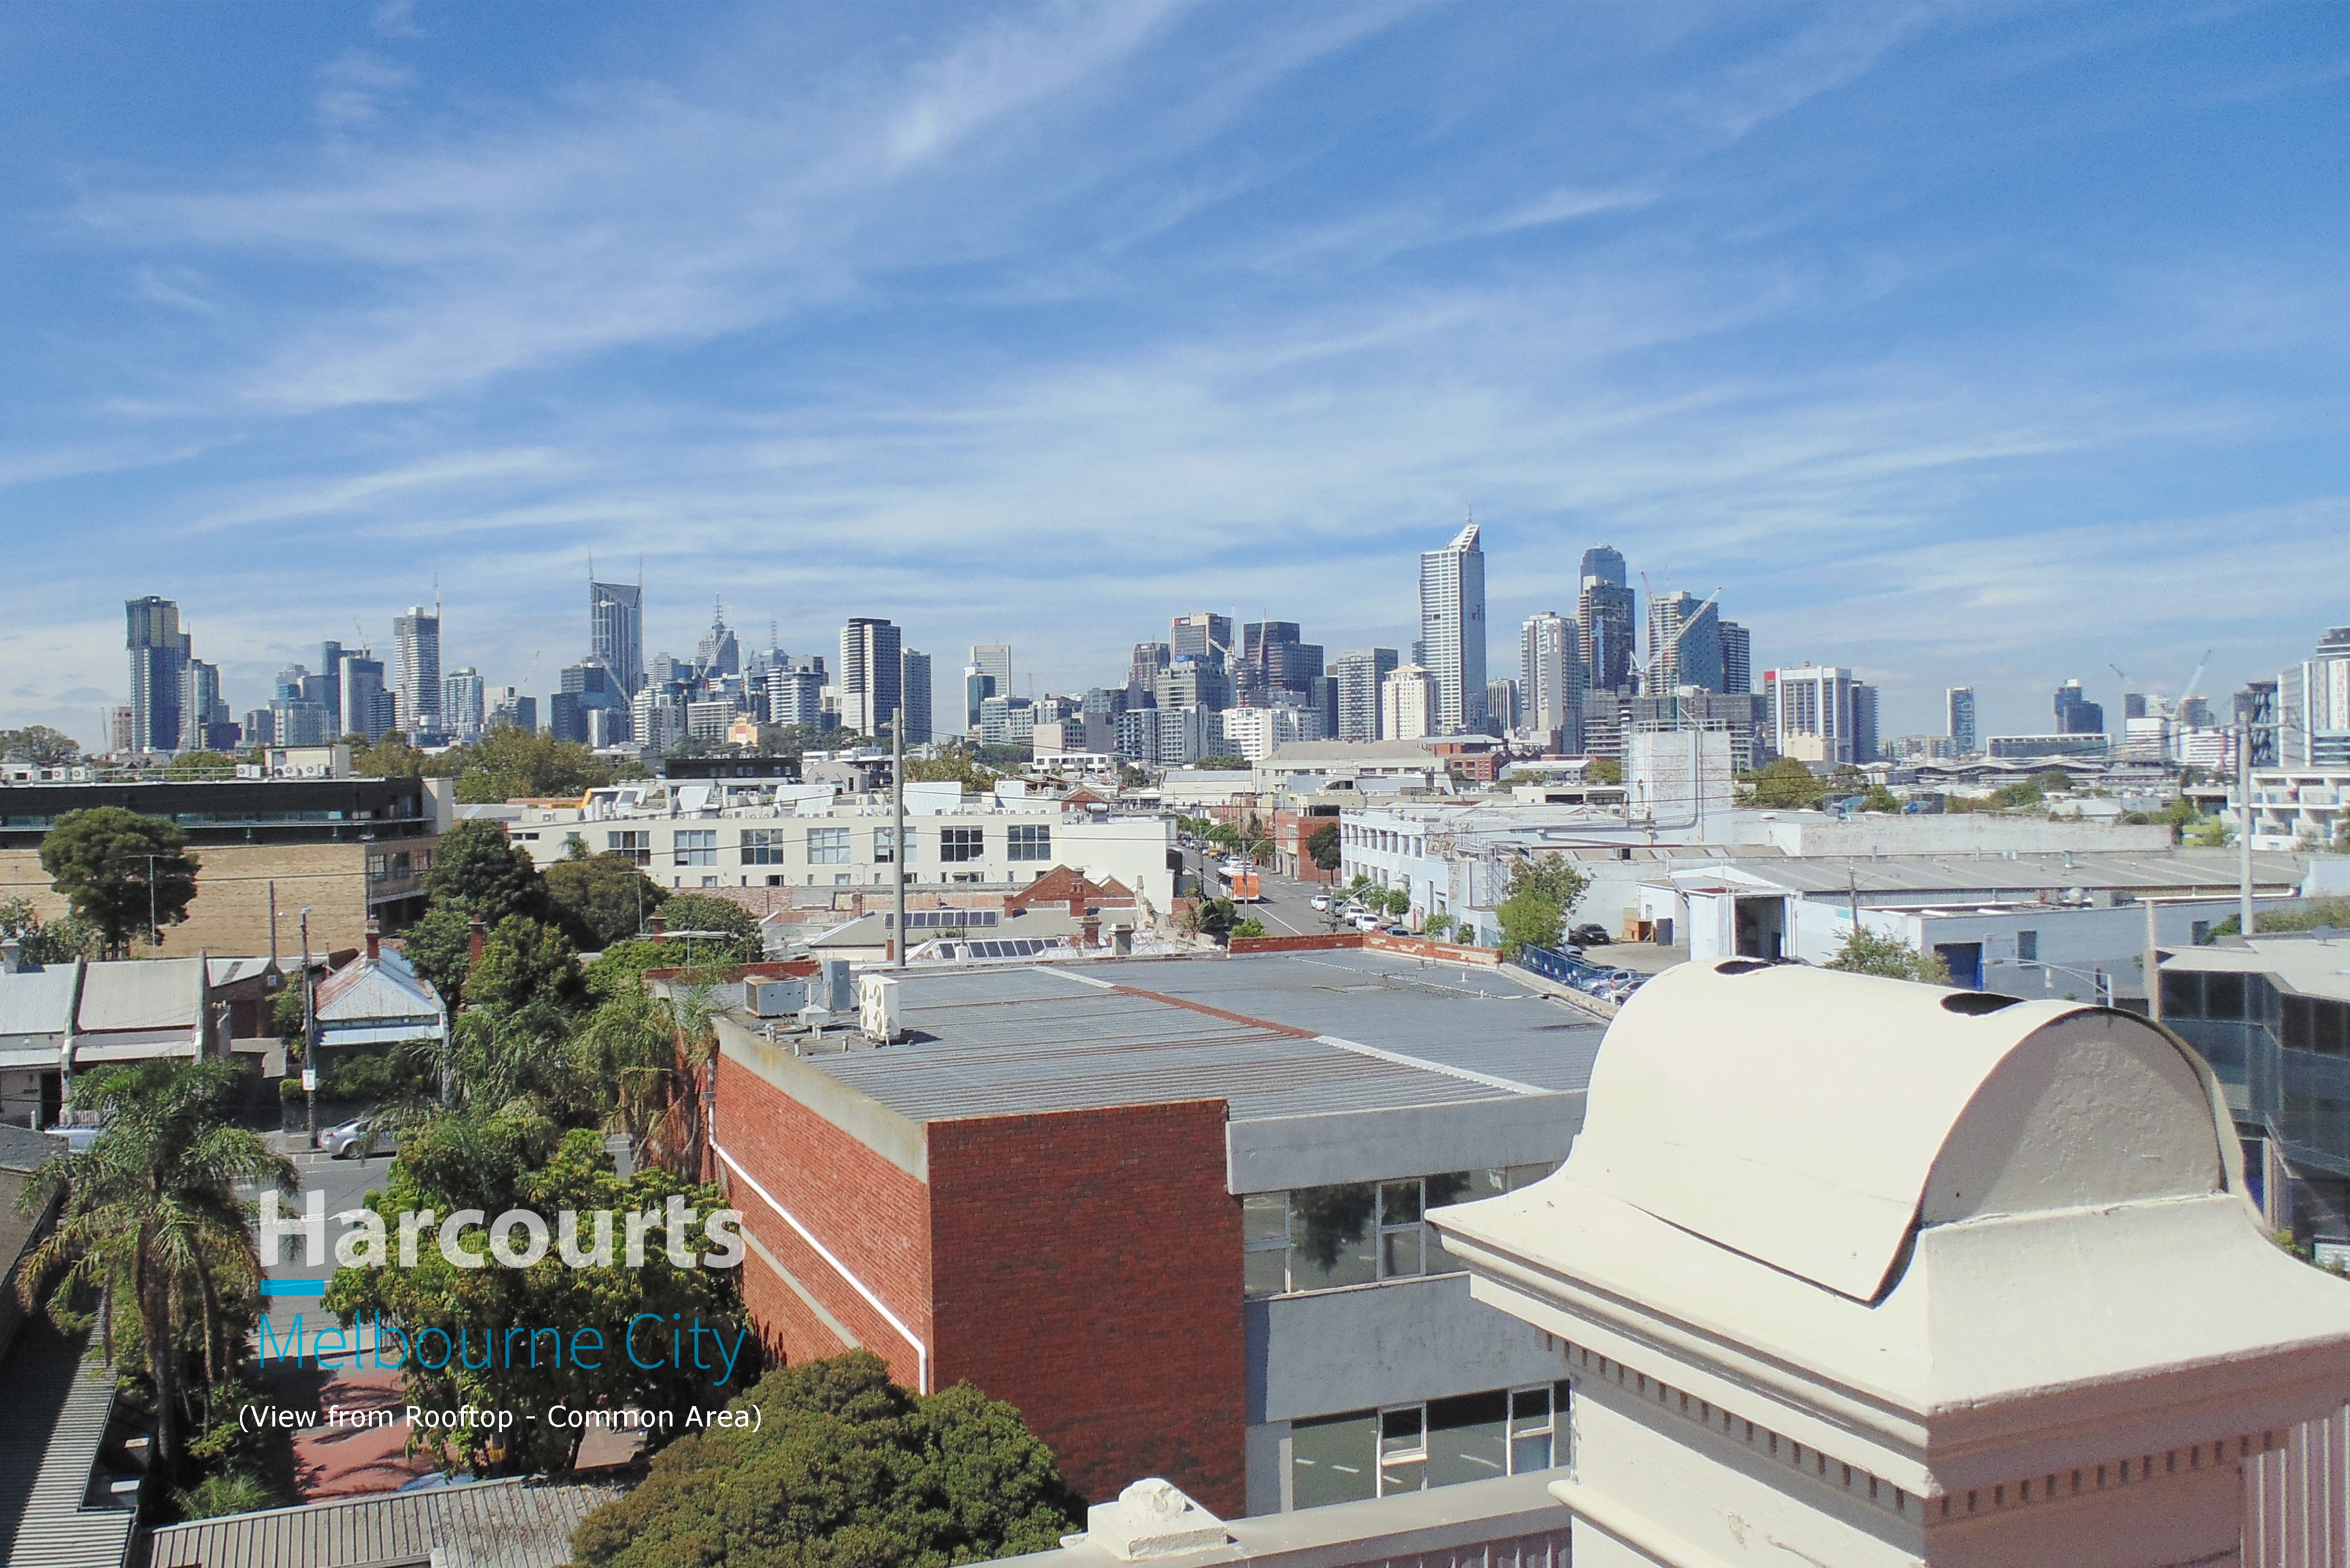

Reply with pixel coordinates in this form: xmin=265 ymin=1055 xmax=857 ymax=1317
xmin=300 ymin=908 xmax=317 ymax=1149
xmin=893 ymin=706 xmax=907 ymax=971
xmin=2238 ymin=721 xmax=2256 ymax=942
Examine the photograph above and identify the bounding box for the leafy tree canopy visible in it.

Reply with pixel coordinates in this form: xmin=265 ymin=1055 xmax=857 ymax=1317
xmin=0 ymin=896 xmax=104 ymax=963
xmin=1824 ymin=928 xmax=1953 ymax=984
xmin=1583 ymin=758 xmax=1622 ymax=785
xmin=163 ymin=750 xmax=238 ymax=780
xmin=1195 ymin=754 xmax=1250 ymax=771
xmin=657 ymin=894 xmax=763 ymax=946
xmin=1496 ymin=892 xmax=1564 ymax=959
xmin=1306 ymin=820 xmax=1341 ymax=871
xmin=462 ymin=914 xmax=587 ymax=1014
xmin=546 ymin=851 xmax=670 ymax=949
xmin=1861 ymin=785 xmax=1903 ymax=814
xmin=903 ymin=742 xmax=1000 ymax=791
xmin=454 ymin=727 xmax=620 ymax=805
xmin=401 ymin=904 xmax=476 ymax=1010
xmin=0 ymin=725 xmax=82 ymax=765
xmin=568 ymin=1349 xmax=1082 ymax=1568
xmin=39 ymin=806 xmax=200 ymax=953
xmin=1747 ymin=758 xmax=1829 ymax=810
xmin=2206 ymin=897 xmax=2350 ymax=941
xmin=425 ymin=820 xmax=554 ymax=926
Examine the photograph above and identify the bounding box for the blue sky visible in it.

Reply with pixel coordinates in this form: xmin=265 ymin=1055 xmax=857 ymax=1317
xmin=2 ymin=1 xmax=2345 ymax=748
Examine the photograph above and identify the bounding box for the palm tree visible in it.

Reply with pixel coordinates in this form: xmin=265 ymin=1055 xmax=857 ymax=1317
xmin=17 ymin=1058 xmax=296 ymax=1485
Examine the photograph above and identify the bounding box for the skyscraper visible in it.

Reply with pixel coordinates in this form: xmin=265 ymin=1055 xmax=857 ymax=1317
xmin=2053 ymin=680 xmax=2104 ymax=735
xmin=696 ymin=599 xmax=740 ymax=678
xmin=1520 ymin=611 xmax=1584 ymax=748
xmin=589 ymin=579 xmax=645 ymax=695
xmin=1577 ymin=546 xmax=1637 ymax=694
xmin=1764 ymin=665 xmax=1856 ymax=765
xmin=178 ymin=658 xmax=229 ymax=752
xmin=1851 ymin=683 xmax=1880 ymax=764
xmin=393 ymin=604 xmax=443 ymax=735
xmin=1718 ymin=622 xmax=1753 ymax=696
xmin=970 ymin=644 xmax=1011 ymax=698
xmin=338 ymin=652 xmax=396 ymax=742
xmin=125 ymin=596 xmax=188 ymax=755
xmin=1169 ymin=614 xmax=1232 ymax=664
xmin=444 ymin=668 xmax=487 ymax=741
xmin=1332 ymin=648 xmax=1398 ymax=742
xmin=839 ymin=618 xmax=903 ymax=738
xmin=318 ymin=641 xmax=350 ymax=733
xmin=900 ymin=650 xmax=933 ymax=746
xmin=2280 ymin=627 xmax=2350 ymax=767
xmin=1646 ymin=592 xmax=1724 ymax=693
xmin=1418 ymin=519 xmax=1487 ymax=735
xmin=1945 ymin=687 xmax=1978 ymax=755
xmin=552 ymin=659 xmax=628 ymax=746
xmin=1126 ymin=643 xmax=1170 ymax=707
xmin=1381 ymin=664 xmax=1435 ymax=742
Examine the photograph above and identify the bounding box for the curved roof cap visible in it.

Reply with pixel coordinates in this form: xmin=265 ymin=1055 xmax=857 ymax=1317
xmin=1563 ymin=962 xmax=2228 ymax=1302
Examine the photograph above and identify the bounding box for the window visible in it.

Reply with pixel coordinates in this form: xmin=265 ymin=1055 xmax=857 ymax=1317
xmin=807 ymin=827 xmax=850 ymax=866
xmin=1377 ymin=1406 xmax=1426 ymax=1495
xmin=674 ymin=830 xmax=717 ymax=867
xmin=608 ymin=830 xmax=651 ymax=866
xmin=2016 ymin=930 xmax=2038 ymax=962
xmin=1509 ymin=1385 xmax=1559 ymax=1474
xmin=875 ymin=827 xmax=915 ymax=863
xmin=1008 ymin=823 xmax=1052 ymax=862
xmin=742 ymin=829 xmax=788 ymax=866
xmin=941 ymin=826 xmax=984 ymax=863
xmin=1248 ymin=1167 xmax=1558 ymax=1297
xmin=1291 ymin=1385 xmax=1568 ymax=1512
xmin=702 ymin=876 xmax=719 ymax=888
xmin=1291 ymin=1413 xmax=1377 ymax=1508
xmin=367 ymin=854 xmax=388 ymax=880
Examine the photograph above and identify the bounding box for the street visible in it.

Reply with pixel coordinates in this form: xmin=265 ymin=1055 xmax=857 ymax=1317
xmin=1177 ymin=839 xmax=1342 ymax=937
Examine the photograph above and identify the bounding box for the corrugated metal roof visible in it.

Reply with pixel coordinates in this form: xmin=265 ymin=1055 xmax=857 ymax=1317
xmin=793 ymin=956 xmax=1596 ymax=1124
xmin=144 ymin=1475 xmax=621 ymax=1568
xmin=315 ymin=950 xmax=442 ymax=1021
xmin=0 ymin=1322 xmax=135 ymax=1568
xmin=73 ymin=958 xmax=201 ymax=1034
xmin=0 ymin=966 xmax=78 ymax=1040
xmin=1670 ymin=851 xmax=2309 ymax=900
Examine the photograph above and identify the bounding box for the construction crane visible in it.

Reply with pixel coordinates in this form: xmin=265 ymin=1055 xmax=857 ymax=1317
xmin=1640 ymin=580 xmax=1724 ymax=693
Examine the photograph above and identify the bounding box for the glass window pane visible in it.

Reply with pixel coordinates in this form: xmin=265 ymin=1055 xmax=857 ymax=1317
xmin=2161 ymin=971 xmax=2203 ymax=1018
xmin=1244 ymin=1246 xmax=1286 ymax=1297
xmin=1381 ymin=1226 xmax=1422 ymax=1279
xmin=1425 ymin=1171 xmax=1477 ymax=1208
xmin=1380 ymin=1405 xmax=1426 ymax=1457
xmin=1381 ymin=1180 xmax=1423 ymax=1224
xmin=1504 ymin=1163 xmax=1557 ymax=1192
xmin=1426 ymin=1391 xmax=1509 ymax=1488
xmin=1292 ymin=1413 xmax=1377 ymax=1509
xmin=1243 ymin=1191 xmax=1287 ymax=1245
xmin=1289 ymin=1183 xmax=1377 ymax=1291
xmin=1510 ymin=1432 xmax=1555 ymax=1474
xmin=2205 ymin=971 xmax=2245 ymax=1022
xmin=1510 ymin=1386 xmax=1552 ymax=1433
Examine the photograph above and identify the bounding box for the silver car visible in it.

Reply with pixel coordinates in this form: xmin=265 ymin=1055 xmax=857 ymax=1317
xmin=321 ymin=1118 xmax=400 ymax=1159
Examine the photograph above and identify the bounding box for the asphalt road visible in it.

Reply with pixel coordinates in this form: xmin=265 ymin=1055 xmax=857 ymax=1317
xmin=1177 ymin=839 xmax=1343 ymax=937
xmin=248 ymin=1147 xmax=397 ymax=1289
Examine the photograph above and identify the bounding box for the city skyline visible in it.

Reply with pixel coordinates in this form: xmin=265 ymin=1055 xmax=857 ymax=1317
xmin=2 ymin=6 xmax=2344 ymax=748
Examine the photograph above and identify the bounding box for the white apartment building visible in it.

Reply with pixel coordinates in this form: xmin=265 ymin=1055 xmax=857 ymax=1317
xmin=1380 ymin=664 xmax=1434 ymax=742
xmin=1417 ymin=521 xmax=1487 ymax=734
xmin=2233 ymin=767 xmax=2350 ymax=851
xmin=1518 ymin=612 xmax=1582 ymax=747
xmin=1763 ymin=664 xmax=1854 ymax=764
xmin=1219 ymin=706 xmax=1325 ymax=763
xmin=506 ymin=780 xmax=1175 ymax=912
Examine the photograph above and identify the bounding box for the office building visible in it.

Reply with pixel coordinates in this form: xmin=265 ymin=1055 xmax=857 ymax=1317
xmin=1157 ymin=658 xmax=1234 ymax=714
xmin=178 ymin=659 xmax=232 ymax=752
xmin=1418 ymin=521 xmax=1487 ymax=735
xmin=1381 ymin=664 xmax=1435 ymax=742
xmin=589 ymin=580 xmax=645 ymax=694
xmin=101 ymin=704 xmax=135 ymax=756
xmin=550 ymin=660 xmax=628 ymax=747
xmin=900 ymin=649 xmax=933 ymax=746
xmin=1850 ymin=681 xmax=1880 ymax=764
xmin=970 ymin=644 xmax=1012 ymax=705
xmin=125 ymin=596 xmax=188 ymax=755
xmin=1127 ymin=642 xmax=1170 ymax=708
xmin=1576 ymin=546 xmax=1637 ymax=694
xmin=442 ymin=668 xmax=485 ymax=741
xmin=697 ymin=600 xmax=740 ymax=679
xmin=838 ymin=618 xmax=903 ymax=739
xmin=317 ymin=642 xmax=349 ymax=733
xmin=1645 ymin=591 xmax=1722 ymax=694
xmin=1717 ymin=620 xmax=1751 ymax=696
xmin=487 ymin=689 xmax=537 ymax=734
xmin=2280 ymin=627 xmax=2350 ymax=768
xmin=981 ymin=694 xmax=1037 ymax=748
xmin=1484 ymin=679 xmax=1520 ymax=735
xmin=1170 ymin=613 xmax=1233 ymax=665
xmin=392 ymin=605 xmax=442 ymax=736
xmin=1332 ymin=649 xmax=1399 ymax=743
xmin=1519 ymin=612 xmax=1583 ymax=751
xmin=1945 ymin=686 xmax=1978 ymax=755
xmin=1763 ymin=665 xmax=1856 ymax=766
xmin=2053 ymin=678 xmax=2104 ymax=735
xmin=631 ymin=688 xmax=686 ymax=756
xmin=1218 ymin=705 xmax=1324 ymax=763
xmin=338 ymin=652 xmax=396 ymax=743
xmin=242 ymin=707 xmax=277 ymax=747
xmin=272 ymin=698 xmax=332 ymax=748
xmin=2236 ymin=679 xmax=2280 ymax=768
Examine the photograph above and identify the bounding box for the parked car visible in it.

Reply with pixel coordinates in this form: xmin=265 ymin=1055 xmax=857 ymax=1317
xmin=1309 ymin=895 xmax=1332 ymax=912
xmin=1569 ymin=924 xmax=1612 ymax=946
xmin=321 ymin=1118 xmax=400 ymax=1160
xmin=1382 ymin=925 xmax=1410 ymax=937
xmin=1351 ymin=911 xmax=1384 ymax=933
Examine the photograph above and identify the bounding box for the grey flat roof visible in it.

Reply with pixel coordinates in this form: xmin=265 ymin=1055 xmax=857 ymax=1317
xmin=1676 ymin=851 xmax=2310 ymax=899
xmin=2164 ymin=938 xmax=2350 ymax=1003
xmin=786 ymin=954 xmax=1601 ymax=1125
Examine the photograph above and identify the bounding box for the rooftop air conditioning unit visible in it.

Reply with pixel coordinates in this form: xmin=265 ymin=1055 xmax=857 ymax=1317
xmin=859 ymin=974 xmax=903 ymax=1043
xmin=751 ymin=979 xmax=810 ymax=1017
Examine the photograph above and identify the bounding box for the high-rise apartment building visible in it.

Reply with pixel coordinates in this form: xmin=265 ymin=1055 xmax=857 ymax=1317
xmin=2280 ymin=627 xmax=2350 ymax=767
xmin=338 ymin=652 xmax=396 ymax=743
xmin=2053 ymin=679 xmax=2104 ymax=735
xmin=1764 ymin=665 xmax=1857 ymax=765
xmin=488 ymin=689 xmax=537 ymax=734
xmin=2236 ymin=679 xmax=2280 ymax=768
xmin=765 ymin=666 xmax=825 ymax=730
xmin=631 ymin=688 xmax=686 ymax=755
xmin=1520 ymin=611 xmax=1584 ymax=751
xmin=900 ymin=650 xmax=933 ymax=746
xmin=1646 ymin=591 xmax=1724 ymax=693
xmin=1332 ymin=648 xmax=1399 ymax=742
xmin=1381 ymin=664 xmax=1435 ymax=742
xmin=443 ymin=668 xmax=487 ymax=741
xmin=393 ymin=605 xmax=443 ymax=736
xmin=970 ymin=644 xmax=1012 ymax=698
xmin=1577 ymin=547 xmax=1637 ymax=694
xmin=1127 ymin=643 xmax=1170 ymax=707
xmin=178 ymin=659 xmax=231 ymax=752
xmin=126 ymin=596 xmax=188 ymax=755
xmin=552 ymin=660 xmax=629 ymax=747
xmin=1945 ymin=687 xmax=1978 ymax=755
xmin=590 ymin=580 xmax=645 ymax=694
xmin=696 ymin=600 xmax=741 ymax=679
xmin=1718 ymin=622 xmax=1752 ymax=696
xmin=102 ymin=705 xmax=135 ymax=755
xmin=1169 ymin=614 xmax=1232 ymax=665
xmin=318 ymin=641 xmax=350 ymax=733
xmin=1418 ymin=521 xmax=1487 ymax=735
xmin=1850 ymin=683 xmax=1880 ymax=765
xmin=838 ymin=618 xmax=903 ymax=738
xmin=1485 ymin=679 xmax=1521 ymax=734
xmin=1156 ymin=659 xmax=1233 ymax=713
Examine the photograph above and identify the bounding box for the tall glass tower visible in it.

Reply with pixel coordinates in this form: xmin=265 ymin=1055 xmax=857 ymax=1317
xmin=1418 ymin=519 xmax=1487 ymax=735
xmin=589 ymin=579 xmax=645 ymax=694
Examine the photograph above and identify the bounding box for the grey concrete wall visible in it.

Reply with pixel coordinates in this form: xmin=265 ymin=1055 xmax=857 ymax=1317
xmin=1247 ymin=1271 xmax=1567 ymax=1426
xmin=1227 ymin=1095 xmax=1585 ymax=1194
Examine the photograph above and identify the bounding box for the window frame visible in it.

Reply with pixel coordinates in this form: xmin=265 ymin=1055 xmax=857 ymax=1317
xmin=940 ymin=826 xmax=985 ymax=864
xmin=741 ymin=828 xmax=788 ymax=866
xmin=807 ymin=826 xmax=851 ymax=866
xmin=673 ymin=829 xmax=717 ymax=867
xmin=608 ymin=830 xmax=651 ymax=867
xmin=1007 ymin=823 xmax=1052 ymax=862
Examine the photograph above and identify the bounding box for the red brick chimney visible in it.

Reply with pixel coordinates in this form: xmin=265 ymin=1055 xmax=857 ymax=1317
xmin=467 ymin=917 xmax=487 ymax=963
xmin=649 ymin=913 xmax=667 ymax=941
xmin=364 ymin=921 xmax=381 ymax=964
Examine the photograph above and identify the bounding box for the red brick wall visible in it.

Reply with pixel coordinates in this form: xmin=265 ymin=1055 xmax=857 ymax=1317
xmin=926 ymin=1101 xmax=1244 ymax=1517
xmin=1364 ymin=933 xmax=1501 ymax=966
xmin=713 ymin=1057 xmax=933 ymax=1388
xmin=1228 ymin=933 xmax=1365 ymax=955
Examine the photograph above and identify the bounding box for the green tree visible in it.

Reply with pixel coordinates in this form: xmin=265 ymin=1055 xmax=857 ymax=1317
xmin=39 ymin=806 xmax=200 ymax=954
xmin=657 ymin=893 xmax=762 ymax=947
xmin=1421 ymin=913 xmax=1456 ymax=941
xmin=1583 ymin=758 xmax=1622 ymax=785
xmin=454 ymin=727 xmax=616 ymax=805
xmin=1118 ymin=764 xmax=1148 ymax=789
xmin=1992 ymin=779 xmax=2045 ymax=809
xmin=462 ymin=914 xmax=587 ymax=1014
xmin=1496 ymin=893 xmax=1564 ymax=959
xmin=1824 ymin=928 xmax=1953 ymax=984
xmin=1508 ymin=852 xmax=1591 ymax=917
xmin=163 ymin=750 xmax=238 ymax=780
xmin=568 ymin=1349 xmax=1082 ymax=1568
xmin=324 ymin=1119 xmax=745 ymax=1475
xmin=1184 ymin=895 xmax=1239 ymax=942
xmin=1196 ymin=754 xmax=1251 ymax=771
xmin=401 ymin=904 xmax=477 ymax=1010
xmin=2205 ymin=897 xmax=2350 ymax=940
xmin=0 ymin=896 xmax=104 ymax=963
xmin=903 ymin=742 xmax=1000 ymax=792
xmin=425 ymin=820 xmax=554 ymax=926
xmin=0 ymin=725 xmax=82 ymax=766
xmin=1826 ymin=764 xmax=1867 ymax=797
xmin=2032 ymin=768 xmax=2074 ymax=794
xmin=1306 ymin=821 xmax=1342 ymax=872
xmin=347 ymin=732 xmax=430 ymax=778
xmin=1230 ymin=917 xmax=1268 ymax=939
xmin=1747 ymin=758 xmax=1828 ymax=810
xmin=16 ymin=1058 xmax=295 ymax=1486
xmin=546 ymin=851 xmax=670 ymax=948
xmin=1861 ymin=785 xmax=1902 ymax=814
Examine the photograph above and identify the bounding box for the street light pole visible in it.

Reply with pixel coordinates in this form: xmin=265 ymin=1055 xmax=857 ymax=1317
xmin=2238 ymin=721 xmax=2256 ymax=943
xmin=892 ymin=706 xmax=907 ymax=971
xmin=300 ymin=907 xmax=316 ymax=1149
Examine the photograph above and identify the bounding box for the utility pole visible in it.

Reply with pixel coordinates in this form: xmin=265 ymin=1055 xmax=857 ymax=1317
xmin=144 ymin=854 xmax=161 ymax=949
xmin=300 ymin=907 xmax=317 ymax=1149
xmin=893 ymin=705 xmax=907 ymax=971
xmin=2237 ymin=721 xmax=2256 ymax=943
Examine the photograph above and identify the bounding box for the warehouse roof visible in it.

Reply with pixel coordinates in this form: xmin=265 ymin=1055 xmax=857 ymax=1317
xmin=2164 ymin=937 xmax=2350 ymax=1003
xmin=1660 ymin=850 xmax=2309 ymax=900
xmin=146 ymin=1475 xmax=620 ymax=1568
xmin=782 ymin=953 xmax=1601 ymax=1125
